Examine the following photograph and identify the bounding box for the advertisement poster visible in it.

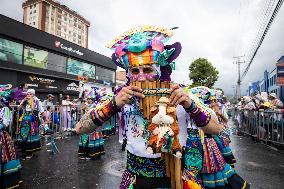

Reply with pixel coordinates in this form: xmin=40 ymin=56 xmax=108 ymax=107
xmin=0 ymin=38 xmax=23 ymax=64
xmin=24 ymin=46 xmax=48 ymax=69
xmin=67 ymin=58 xmax=96 ymax=79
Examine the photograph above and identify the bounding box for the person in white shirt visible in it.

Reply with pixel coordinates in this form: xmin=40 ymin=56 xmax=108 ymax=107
xmin=61 ymin=95 xmax=73 ymax=131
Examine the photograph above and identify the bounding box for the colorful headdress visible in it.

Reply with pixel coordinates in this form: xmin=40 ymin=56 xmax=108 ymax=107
xmin=107 ymin=25 xmax=182 ymax=81
xmin=188 ymin=86 xmax=211 ymax=103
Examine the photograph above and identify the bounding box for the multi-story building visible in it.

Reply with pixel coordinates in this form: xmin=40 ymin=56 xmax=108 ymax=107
xmin=22 ymin=0 xmax=90 ymax=48
xmin=0 ymin=14 xmax=115 ymax=101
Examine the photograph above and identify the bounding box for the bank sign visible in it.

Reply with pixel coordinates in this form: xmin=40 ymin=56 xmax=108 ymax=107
xmin=55 ymin=41 xmax=83 ymax=56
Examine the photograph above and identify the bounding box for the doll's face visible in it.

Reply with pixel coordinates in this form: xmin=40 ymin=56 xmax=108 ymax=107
xmin=129 ymin=65 xmax=158 ymax=82
xmin=87 ymin=98 xmax=93 ymax=104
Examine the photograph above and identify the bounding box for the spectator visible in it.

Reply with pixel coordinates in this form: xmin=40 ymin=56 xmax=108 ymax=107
xmin=61 ymin=95 xmax=73 ymax=131
xmin=269 ymin=93 xmax=284 ymax=109
xmin=43 ymin=94 xmax=54 ymax=110
xmin=43 ymin=106 xmax=52 ymax=126
xmin=52 ymin=106 xmax=60 ymax=133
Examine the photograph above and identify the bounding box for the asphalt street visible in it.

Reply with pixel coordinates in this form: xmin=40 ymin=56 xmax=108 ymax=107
xmin=19 ymin=122 xmax=284 ymax=189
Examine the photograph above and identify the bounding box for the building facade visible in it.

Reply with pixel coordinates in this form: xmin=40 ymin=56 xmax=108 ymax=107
xmin=0 ymin=14 xmax=115 ymax=102
xmin=116 ymin=70 xmax=126 ymax=86
xmin=247 ymin=57 xmax=284 ymax=102
xmin=22 ymin=0 xmax=90 ymax=48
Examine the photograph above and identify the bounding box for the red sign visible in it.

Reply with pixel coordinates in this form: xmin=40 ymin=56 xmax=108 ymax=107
xmin=276 ymin=58 xmax=284 ymax=86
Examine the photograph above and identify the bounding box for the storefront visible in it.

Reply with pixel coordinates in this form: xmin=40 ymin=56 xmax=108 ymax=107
xmin=0 ymin=14 xmax=116 ymax=102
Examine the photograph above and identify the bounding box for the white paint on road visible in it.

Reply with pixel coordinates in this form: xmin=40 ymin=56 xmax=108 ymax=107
xmin=247 ymin=161 xmax=261 ymax=167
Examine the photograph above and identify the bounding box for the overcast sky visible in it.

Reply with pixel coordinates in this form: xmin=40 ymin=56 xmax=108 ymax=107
xmin=1 ymin=0 xmax=283 ymax=96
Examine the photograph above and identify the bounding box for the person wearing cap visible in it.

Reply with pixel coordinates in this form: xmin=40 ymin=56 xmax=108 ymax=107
xmin=43 ymin=94 xmax=55 ymax=110
xmin=269 ymin=93 xmax=283 ymax=109
xmin=16 ymin=89 xmax=44 ymax=160
xmin=76 ymin=26 xmax=249 ymax=188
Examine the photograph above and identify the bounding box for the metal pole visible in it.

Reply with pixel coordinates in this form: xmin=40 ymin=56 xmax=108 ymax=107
xmin=233 ymin=55 xmax=245 ymax=98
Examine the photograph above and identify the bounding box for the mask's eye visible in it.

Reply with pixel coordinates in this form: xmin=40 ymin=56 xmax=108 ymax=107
xmin=143 ymin=67 xmax=154 ymax=74
xmin=130 ymin=68 xmax=140 ymax=75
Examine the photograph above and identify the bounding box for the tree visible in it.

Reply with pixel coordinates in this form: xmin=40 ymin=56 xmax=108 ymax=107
xmin=188 ymin=58 xmax=219 ymax=87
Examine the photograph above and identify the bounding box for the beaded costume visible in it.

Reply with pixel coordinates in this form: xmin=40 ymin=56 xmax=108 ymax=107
xmin=0 ymin=85 xmax=22 ymax=189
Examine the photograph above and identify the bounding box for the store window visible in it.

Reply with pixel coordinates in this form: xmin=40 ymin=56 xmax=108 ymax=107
xmin=67 ymin=58 xmax=96 ymax=79
xmin=96 ymin=66 xmax=115 ymax=84
xmin=24 ymin=46 xmax=67 ymax=73
xmin=47 ymin=52 xmax=67 ymax=73
xmin=0 ymin=38 xmax=23 ymax=64
xmin=24 ymin=46 xmax=48 ymax=69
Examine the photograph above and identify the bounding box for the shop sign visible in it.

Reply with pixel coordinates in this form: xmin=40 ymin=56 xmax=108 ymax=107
xmin=67 ymin=82 xmax=79 ymax=91
xmin=55 ymin=41 xmax=83 ymax=56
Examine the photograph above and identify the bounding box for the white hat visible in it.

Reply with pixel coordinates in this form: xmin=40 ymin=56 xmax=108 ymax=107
xmin=27 ymin=89 xmax=35 ymax=95
xmin=269 ymin=93 xmax=277 ymax=99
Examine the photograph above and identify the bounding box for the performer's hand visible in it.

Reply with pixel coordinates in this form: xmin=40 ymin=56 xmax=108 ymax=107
xmin=169 ymin=84 xmax=192 ymax=108
xmin=115 ymin=86 xmax=145 ymax=108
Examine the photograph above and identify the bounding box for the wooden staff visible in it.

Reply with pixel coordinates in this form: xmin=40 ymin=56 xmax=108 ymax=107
xmin=164 ymin=153 xmax=171 ymax=177
xmin=175 ymin=157 xmax=183 ymax=189
xmin=170 ymin=155 xmax=176 ymax=189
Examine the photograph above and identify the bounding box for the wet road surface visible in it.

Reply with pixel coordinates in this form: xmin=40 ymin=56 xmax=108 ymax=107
xmin=19 ymin=124 xmax=284 ymax=189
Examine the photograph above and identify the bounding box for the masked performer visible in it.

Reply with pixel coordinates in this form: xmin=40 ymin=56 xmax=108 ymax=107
xmin=0 ymin=84 xmax=22 ymax=189
xmin=76 ymin=26 xmax=247 ymax=189
xmin=16 ymin=89 xmax=44 ymax=159
xmin=78 ymin=90 xmax=105 ymax=160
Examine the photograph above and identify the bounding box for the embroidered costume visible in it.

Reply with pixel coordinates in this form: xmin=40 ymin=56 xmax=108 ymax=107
xmin=0 ymin=85 xmax=22 ymax=189
xmin=77 ymin=26 xmax=249 ymax=189
xmin=15 ymin=90 xmax=43 ymax=157
xmin=78 ymin=90 xmax=105 ymax=159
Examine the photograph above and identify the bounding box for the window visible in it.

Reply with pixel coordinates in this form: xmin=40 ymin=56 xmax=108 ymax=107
xmin=67 ymin=58 xmax=96 ymax=78
xmin=0 ymin=38 xmax=23 ymax=64
xmin=33 ymin=10 xmax=36 ymax=13
xmin=47 ymin=52 xmax=67 ymax=72
xmin=33 ymin=22 xmax=35 ymax=25
xmin=30 ymin=11 xmax=32 ymax=14
xmin=30 ymin=5 xmax=32 ymax=9
xmin=23 ymin=46 xmax=48 ymax=69
xmin=96 ymin=66 xmax=115 ymax=84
